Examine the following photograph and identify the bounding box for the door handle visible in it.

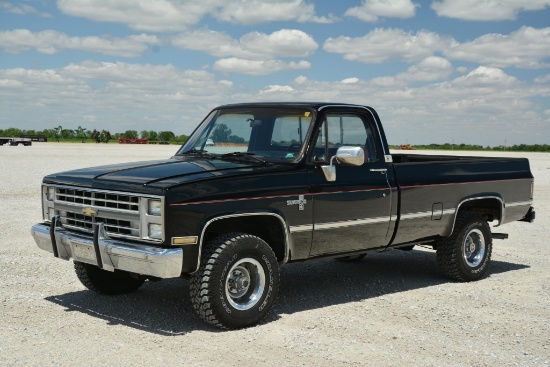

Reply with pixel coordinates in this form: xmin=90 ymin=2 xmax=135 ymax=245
xmin=370 ymin=168 xmax=387 ymax=174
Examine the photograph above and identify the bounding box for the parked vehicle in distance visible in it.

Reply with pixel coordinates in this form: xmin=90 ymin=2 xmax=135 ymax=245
xmin=205 ymin=138 xmax=215 ymax=146
xmin=31 ymin=103 xmax=535 ymax=329
xmin=0 ymin=137 xmax=32 ymax=146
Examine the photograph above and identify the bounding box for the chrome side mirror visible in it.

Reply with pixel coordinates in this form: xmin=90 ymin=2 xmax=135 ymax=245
xmin=321 ymin=146 xmax=365 ymax=182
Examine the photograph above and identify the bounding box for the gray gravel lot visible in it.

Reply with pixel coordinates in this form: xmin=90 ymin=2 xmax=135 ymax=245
xmin=1 ymin=143 xmax=549 ymax=366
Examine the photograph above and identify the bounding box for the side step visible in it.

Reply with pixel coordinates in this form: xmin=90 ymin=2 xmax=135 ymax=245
xmin=492 ymin=233 xmax=509 ymax=240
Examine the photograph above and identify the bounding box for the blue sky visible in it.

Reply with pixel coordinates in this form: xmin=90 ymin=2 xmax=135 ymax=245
xmin=1 ymin=0 xmax=549 ymax=146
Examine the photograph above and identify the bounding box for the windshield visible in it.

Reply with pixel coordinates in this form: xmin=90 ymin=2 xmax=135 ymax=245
xmin=177 ymin=107 xmax=314 ymax=163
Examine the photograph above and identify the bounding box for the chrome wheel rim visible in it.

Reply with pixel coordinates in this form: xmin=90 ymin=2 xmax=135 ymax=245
xmin=463 ymin=228 xmax=486 ymax=267
xmin=225 ymin=258 xmax=265 ymax=310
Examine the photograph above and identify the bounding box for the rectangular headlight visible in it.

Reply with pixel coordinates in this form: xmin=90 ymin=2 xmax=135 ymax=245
xmin=47 ymin=187 xmax=55 ymax=201
xmin=148 ymin=199 xmax=162 ymax=216
xmin=148 ymin=224 xmax=163 ymax=240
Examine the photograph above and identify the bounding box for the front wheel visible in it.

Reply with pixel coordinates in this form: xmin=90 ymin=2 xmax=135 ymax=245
xmin=436 ymin=212 xmax=492 ymax=281
xmin=74 ymin=261 xmax=144 ymax=295
xmin=190 ymin=233 xmax=279 ymax=329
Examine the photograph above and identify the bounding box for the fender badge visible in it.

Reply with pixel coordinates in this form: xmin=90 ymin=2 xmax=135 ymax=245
xmin=82 ymin=207 xmax=97 ymax=216
xmin=287 ymin=195 xmax=307 ymax=211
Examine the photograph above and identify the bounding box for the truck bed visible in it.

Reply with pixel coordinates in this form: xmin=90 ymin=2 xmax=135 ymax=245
xmin=389 ymin=153 xmax=533 ymax=245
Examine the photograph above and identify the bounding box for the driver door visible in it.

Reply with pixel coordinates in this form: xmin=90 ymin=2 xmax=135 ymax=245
xmin=308 ymin=111 xmax=392 ymax=256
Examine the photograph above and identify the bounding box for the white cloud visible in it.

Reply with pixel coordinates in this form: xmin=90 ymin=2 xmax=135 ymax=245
xmin=83 ymin=115 xmax=97 ymax=122
xmin=172 ymin=29 xmax=318 ymax=59
xmin=535 ymin=74 xmax=550 ymax=83
xmin=0 ymin=1 xmax=52 ymax=17
xmin=57 ymin=0 xmax=209 ymax=32
xmin=325 ymin=26 xmax=550 ymax=70
xmin=294 ymin=75 xmax=308 ymax=84
xmin=446 ymin=66 xmax=519 ymax=92
xmin=0 ymin=29 xmax=159 ymax=57
xmin=213 ymin=58 xmax=310 ymax=75
xmin=57 ymin=0 xmax=334 ymax=32
xmin=0 ymin=62 xmax=234 ymax=132
xmin=324 ymin=28 xmax=454 ymax=63
xmin=345 ymin=0 xmax=418 ymax=22
xmin=213 ymin=0 xmax=337 ymax=24
xmin=432 ymin=0 xmax=550 ymax=21
xmin=273 ymin=66 xmax=548 ymax=145
xmin=341 ymin=77 xmax=360 ymax=84
xmin=371 ymin=56 xmax=453 ymax=86
xmin=1 ymin=61 xmax=549 ymax=144
xmin=399 ymin=56 xmax=453 ymax=82
xmin=445 ymin=26 xmax=550 ymax=69
xmin=0 ymin=78 xmax=24 ymax=87
xmin=260 ymin=85 xmax=295 ymax=94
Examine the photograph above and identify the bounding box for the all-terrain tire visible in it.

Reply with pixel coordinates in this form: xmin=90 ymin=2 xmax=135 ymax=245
xmin=436 ymin=212 xmax=492 ymax=282
xmin=74 ymin=261 xmax=145 ymax=295
xmin=190 ymin=233 xmax=279 ymax=329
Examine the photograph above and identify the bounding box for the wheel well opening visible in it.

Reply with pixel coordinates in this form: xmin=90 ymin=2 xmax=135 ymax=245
xmin=459 ymin=198 xmax=502 ymax=223
xmin=202 ymin=215 xmax=287 ymax=262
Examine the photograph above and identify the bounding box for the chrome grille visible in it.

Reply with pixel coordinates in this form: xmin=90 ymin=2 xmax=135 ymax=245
xmin=60 ymin=211 xmax=139 ymax=238
xmin=43 ymin=185 xmax=163 ymax=243
xmin=56 ymin=188 xmax=139 ymax=213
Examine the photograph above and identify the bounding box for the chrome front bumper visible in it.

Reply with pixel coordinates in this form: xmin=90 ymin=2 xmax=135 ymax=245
xmin=31 ymin=217 xmax=183 ymax=278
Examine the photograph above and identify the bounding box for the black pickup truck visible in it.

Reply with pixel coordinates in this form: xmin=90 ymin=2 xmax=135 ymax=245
xmin=31 ymin=103 xmax=535 ymax=329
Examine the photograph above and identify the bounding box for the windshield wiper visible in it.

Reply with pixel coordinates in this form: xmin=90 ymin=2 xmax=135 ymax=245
xmin=220 ymin=152 xmax=271 ymax=166
xmin=178 ymin=149 xmax=215 ymax=158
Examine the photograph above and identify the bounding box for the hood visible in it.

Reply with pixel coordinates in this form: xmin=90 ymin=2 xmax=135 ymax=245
xmin=43 ymin=157 xmax=284 ymax=194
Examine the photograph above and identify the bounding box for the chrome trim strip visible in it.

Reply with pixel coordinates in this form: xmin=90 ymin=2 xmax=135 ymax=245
xmin=195 ymin=212 xmax=291 ymax=273
xmin=400 ymin=208 xmax=456 ymax=220
xmin=400 ymin=211 xmax=432 ymax=220
xmin=289 ymin=224 xmax=314 ymax=233
xmin=31 ymin=223 xmax=183 ymax=278
xmin=315 ymin=216 xmax=390 ymax=230
xmin=506 ymin=201 xmax=533 ymax=207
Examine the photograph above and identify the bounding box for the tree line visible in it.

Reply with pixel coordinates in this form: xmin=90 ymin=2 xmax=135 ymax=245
xmin=1 ymin=126 xmax=548 ymax=151
xmin=0 ymin=127 xmax=188 ymax=144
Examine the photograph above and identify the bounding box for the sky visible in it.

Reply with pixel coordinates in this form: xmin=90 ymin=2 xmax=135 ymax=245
xmin=0 ymin=0 xmax=549 ymax=146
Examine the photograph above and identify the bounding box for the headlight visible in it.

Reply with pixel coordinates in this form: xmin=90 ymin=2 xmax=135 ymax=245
xmin=47 ymin=187 xmax=55 ymax=201
xmin=148 ymin=199 xmax=162 ymax=215
xmin=148 ymin=224 xmax=163 ymax=239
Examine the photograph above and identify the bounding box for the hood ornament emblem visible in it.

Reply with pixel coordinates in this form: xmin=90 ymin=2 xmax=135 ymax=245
xmin=82 ymin=207 xmax=97 ymax=216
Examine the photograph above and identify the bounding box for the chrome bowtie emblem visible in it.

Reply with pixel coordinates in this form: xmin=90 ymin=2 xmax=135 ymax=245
xmin=82 ymin=207 xmax=97 ymax=216
xmin=287 ymin=195 xmax=307 ymax=210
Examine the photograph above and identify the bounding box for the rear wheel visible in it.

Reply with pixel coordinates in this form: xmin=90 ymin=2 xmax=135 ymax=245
xmin=190 ymin=233 xmax=279 ymax=329
xmin=74 ymin=261 xmax=144 ymax=295
xmin=436 ymin=212 xmax=492 ymax=281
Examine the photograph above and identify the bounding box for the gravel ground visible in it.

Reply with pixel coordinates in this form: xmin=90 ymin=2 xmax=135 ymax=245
xmin=1 ymin=143 xmax=548 ymax=367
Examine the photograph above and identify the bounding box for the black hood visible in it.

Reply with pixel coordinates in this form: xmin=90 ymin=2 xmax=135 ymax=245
xmin=44 ymin=157 xmax=285 ymax=194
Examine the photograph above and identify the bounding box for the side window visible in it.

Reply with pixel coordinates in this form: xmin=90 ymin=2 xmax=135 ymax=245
xmin=313 ymin=114 xmax=378 ymax=163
